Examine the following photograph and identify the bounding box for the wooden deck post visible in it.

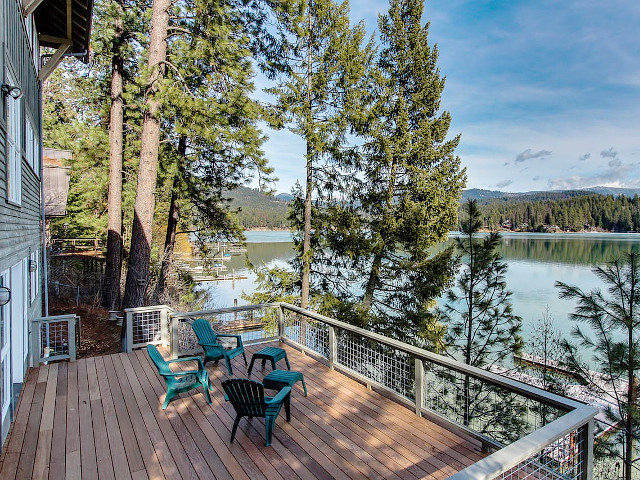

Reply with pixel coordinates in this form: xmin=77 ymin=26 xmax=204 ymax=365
xmin=328 ymin=326 xmax=336 ymax=370
xmin=169 ymin=316 xmax=179 ymax=359
xmin=579 ymin=418 xmax=594 ymax=480
xmin=414 ymin=356 xmax=424 ymax=417
xmin=30 ymin=320 xmax=40 ymax=366
xmin=68 ymin=316 xmax=77 ymax=361
xmin=277 ymin=304 xmax=284 ymax=343
xmin=125 ymin=310 xmax=133 ymax=353
xmin=160 ymin=307 xmax=169 ymax=347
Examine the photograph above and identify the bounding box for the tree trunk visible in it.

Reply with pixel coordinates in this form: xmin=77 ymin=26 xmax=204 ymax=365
xmin=101 ymin=0 xmax=125 ymax=311
xmin=122 ymin=0 xmax=170 ymax=308
xmin=301 ymin=140 xmax=312 ymax=309
xmin=153 ymin=136 xmax=185 ymax=303
xmin=362 ymin=155 xmax=398 ymax=311
xmin=300 ymin=2 xmax=313 ymax=310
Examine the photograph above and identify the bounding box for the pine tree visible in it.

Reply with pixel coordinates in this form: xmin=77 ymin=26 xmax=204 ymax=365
xmin=438 ymin=200 xmax=523 ymax=438
xmin=265 ymin=0 xmax=373 ymax=309
xmin=557 ymin=253 xmax=640 ymax=480
xmin=305 ymin=0 xmax=464 ymax=347
xmin=122 ymin=0 xmax=171 ymax=308
xmin=151 ymin=0 xmax=273 ymax=304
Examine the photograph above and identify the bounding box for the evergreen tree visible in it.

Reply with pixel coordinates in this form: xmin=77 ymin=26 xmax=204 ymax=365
xmin=151 ymin=0 xmax=273 ymax=304
xmin=265 ymin=0 xmax=373 ymax=309
xmin=304 ymin=0 xmax=465 ymax=348
xmin=122 ymin=0 xmax=171 ymax=308
xmin=557 ymin=253 xmax=640 ymax=480
xmin=438 ymin=200 xmax=523 ymax=436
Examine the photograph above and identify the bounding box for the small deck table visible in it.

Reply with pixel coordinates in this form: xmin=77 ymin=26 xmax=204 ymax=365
xmin=247 ymin=346 xmax=291 ymax=376
xmin=263 ymin=369 xmax=307 ymax=396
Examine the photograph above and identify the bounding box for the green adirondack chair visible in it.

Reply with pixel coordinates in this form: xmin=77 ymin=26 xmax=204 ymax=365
xmin=147 ymin=344 xmax=212 ymax=409
xmin=221 ymin=378 xmax=291 ymax=446
xmin=191 ymin=318 xmax=247 ymax=375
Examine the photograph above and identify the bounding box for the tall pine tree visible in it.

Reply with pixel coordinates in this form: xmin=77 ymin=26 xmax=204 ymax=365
xmin=308 ymin=0 xmax=465 ymax=347
xmin=265 ymin=0 xmax=373 ymax=309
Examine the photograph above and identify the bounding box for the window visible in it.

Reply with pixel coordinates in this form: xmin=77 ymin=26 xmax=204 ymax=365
xmin=25 ymin=117 xmax=39 ymax=175
xmin=6 ymin=69 xmax=22 ymax=204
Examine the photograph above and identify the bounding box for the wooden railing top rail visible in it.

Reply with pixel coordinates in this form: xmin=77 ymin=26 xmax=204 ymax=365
xmin=448 ymin=406 xmax=597 ymax=479
xmin=170 ymin=303 xmax=280 ymax=320
xmin=124 ymin=304 xmax=174 ymax=314
xmin=279 ymin=302 xmax=585 ymax=412
xmin=33 ymin=313 xmax=78 ymax=323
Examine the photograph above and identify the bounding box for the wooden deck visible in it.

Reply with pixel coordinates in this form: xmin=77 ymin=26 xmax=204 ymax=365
xmin=0 ymin=342 xmax=485 ymax=479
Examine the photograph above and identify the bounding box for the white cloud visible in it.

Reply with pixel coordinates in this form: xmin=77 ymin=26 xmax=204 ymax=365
xmin=548 ymin=163 xmax=640 ymax=190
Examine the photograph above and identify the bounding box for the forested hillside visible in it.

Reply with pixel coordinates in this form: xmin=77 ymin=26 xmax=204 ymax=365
xmin=228 ymin=186 xmax=290 ymax=228
xmin=231 ymin=186 xmax=640 ymax=232
xmin=475 ymin=193 xmax=640 ymax=232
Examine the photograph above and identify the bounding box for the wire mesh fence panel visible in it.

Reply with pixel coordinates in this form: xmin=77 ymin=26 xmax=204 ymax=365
xmin=132 ymin=309 xmax=163 ymax=346
xmin=336 ymin=329 xmax=413 ymax=399
xmin=281 ymin=310 xmax=329 ymax=359
xmin=494 ymin=428 xmax=586 ymax=480
xmin=175 ymin=306 xmax=279 ymax=356
xmin=37 ymin=320 xmax=71 ymax=360
xmin=422 ymin=360 xmax=566 ymax=446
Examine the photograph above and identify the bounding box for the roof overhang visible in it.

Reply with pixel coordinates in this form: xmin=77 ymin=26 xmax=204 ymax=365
xmin=25 ymin=0 xmax=94 ymax=80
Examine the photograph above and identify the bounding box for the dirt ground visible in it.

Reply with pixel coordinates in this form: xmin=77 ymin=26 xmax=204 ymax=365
xmin=49 ymin=301 xmax=123 ymax=358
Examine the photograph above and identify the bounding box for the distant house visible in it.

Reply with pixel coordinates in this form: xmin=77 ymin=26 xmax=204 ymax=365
xmin=1 ymin=0 xmax=93 ymax=445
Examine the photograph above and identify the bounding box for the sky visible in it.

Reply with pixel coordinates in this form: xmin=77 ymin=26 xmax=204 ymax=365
xmin=255 ymin=0 xmax=640 ymax=194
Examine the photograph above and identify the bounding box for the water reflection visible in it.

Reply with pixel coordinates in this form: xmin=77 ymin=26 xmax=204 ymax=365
xmin=199 ymin=232 xmax=640 ymax=343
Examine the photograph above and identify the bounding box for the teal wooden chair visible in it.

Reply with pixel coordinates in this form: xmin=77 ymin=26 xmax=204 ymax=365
xmin=147 ymin=344 xmax=212 ymax=409
xmin=191 ymin=318 xmax=247 ymax=375
xmin=221 ymin=378 xmax=291 ymax=446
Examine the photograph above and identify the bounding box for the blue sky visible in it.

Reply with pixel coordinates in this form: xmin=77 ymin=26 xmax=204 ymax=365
xmin=257 ymin=0 xmax=640 ymax=193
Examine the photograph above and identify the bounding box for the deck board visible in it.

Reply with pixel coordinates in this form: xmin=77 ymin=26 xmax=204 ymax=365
xmin=1 ymin=342 xmax=484 ymax=479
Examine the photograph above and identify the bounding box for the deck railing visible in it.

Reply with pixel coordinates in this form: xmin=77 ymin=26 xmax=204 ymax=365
xmin=31 ymin=314 xmax=79 ymax=364
xmin=125 ymin=302 xmax=597 ymax=480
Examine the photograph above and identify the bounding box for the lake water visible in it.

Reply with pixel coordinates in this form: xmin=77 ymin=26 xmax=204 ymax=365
xmin=200 ymin=231 xmax=640 ymax=347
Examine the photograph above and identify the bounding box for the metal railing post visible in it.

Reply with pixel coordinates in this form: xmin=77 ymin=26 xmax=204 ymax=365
xmin=328 ymin=326 xmax=336 ymax=370
xmin=579 ymin=418 xmax=594 ymax=480
xmin=125 ymin=310 xmax=133 ymax=353
xmin=414 ymin=356 xmax=424 ymax=417
xmin=68 ymin=316 xmax=77 ymax=361
xmin=169 ymin=315 xmax=179 ymax=359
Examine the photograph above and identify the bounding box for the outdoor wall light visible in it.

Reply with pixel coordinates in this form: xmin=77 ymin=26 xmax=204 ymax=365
xmin=0 ymin=286 xmax=11 ymax=307
xmin=29 ymin=260 xmax=37 ymax=272
xmin=1 ymin=84 xmax=23 ymax=99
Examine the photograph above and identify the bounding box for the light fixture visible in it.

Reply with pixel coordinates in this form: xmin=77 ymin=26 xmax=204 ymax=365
xmin=29 ymin=260 xmax=37 ymax=272
xmin=0 ymin=286 xmax=10 ymax=306
xmin=1 ymin=84 xmax=23 ymax=99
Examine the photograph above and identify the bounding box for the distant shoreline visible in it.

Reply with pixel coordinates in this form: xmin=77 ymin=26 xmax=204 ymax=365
xmin=245 ymin=227 xmax=640 ymax=235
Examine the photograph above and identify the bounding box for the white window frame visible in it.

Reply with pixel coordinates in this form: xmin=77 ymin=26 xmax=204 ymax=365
xmin=25 ymin=116 xmax=38 ymax=175
xmin=0 ymin=270 xmax=10 ymax=422
xmin=6 ymin=68 xmax=23 ymax=205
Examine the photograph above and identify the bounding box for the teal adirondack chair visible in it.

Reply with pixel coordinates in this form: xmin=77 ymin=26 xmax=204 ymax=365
xmin=221 ymin=378 xmax=291 ymax=446
xmin=191 ymin=318 xmax=247 ymax=375
xmin=147 ymin=344 xmax=212 ymax=409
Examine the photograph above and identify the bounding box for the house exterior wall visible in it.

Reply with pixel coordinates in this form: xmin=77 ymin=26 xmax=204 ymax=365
xmin=0 ymin=0 xmax=44 ymax=445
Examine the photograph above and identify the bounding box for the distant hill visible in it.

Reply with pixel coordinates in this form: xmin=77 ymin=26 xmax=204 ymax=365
xmin=228 ymin=185 xmax=640 ymax=229
xmin=227 ymin=186 xmax=290 ymax=228
xmin=463 ymin=187 xmax=640 ymax=204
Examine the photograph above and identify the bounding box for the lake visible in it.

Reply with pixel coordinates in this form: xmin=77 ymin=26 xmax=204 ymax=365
xmin=199 ymin=230 xmax=640 ymax=348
